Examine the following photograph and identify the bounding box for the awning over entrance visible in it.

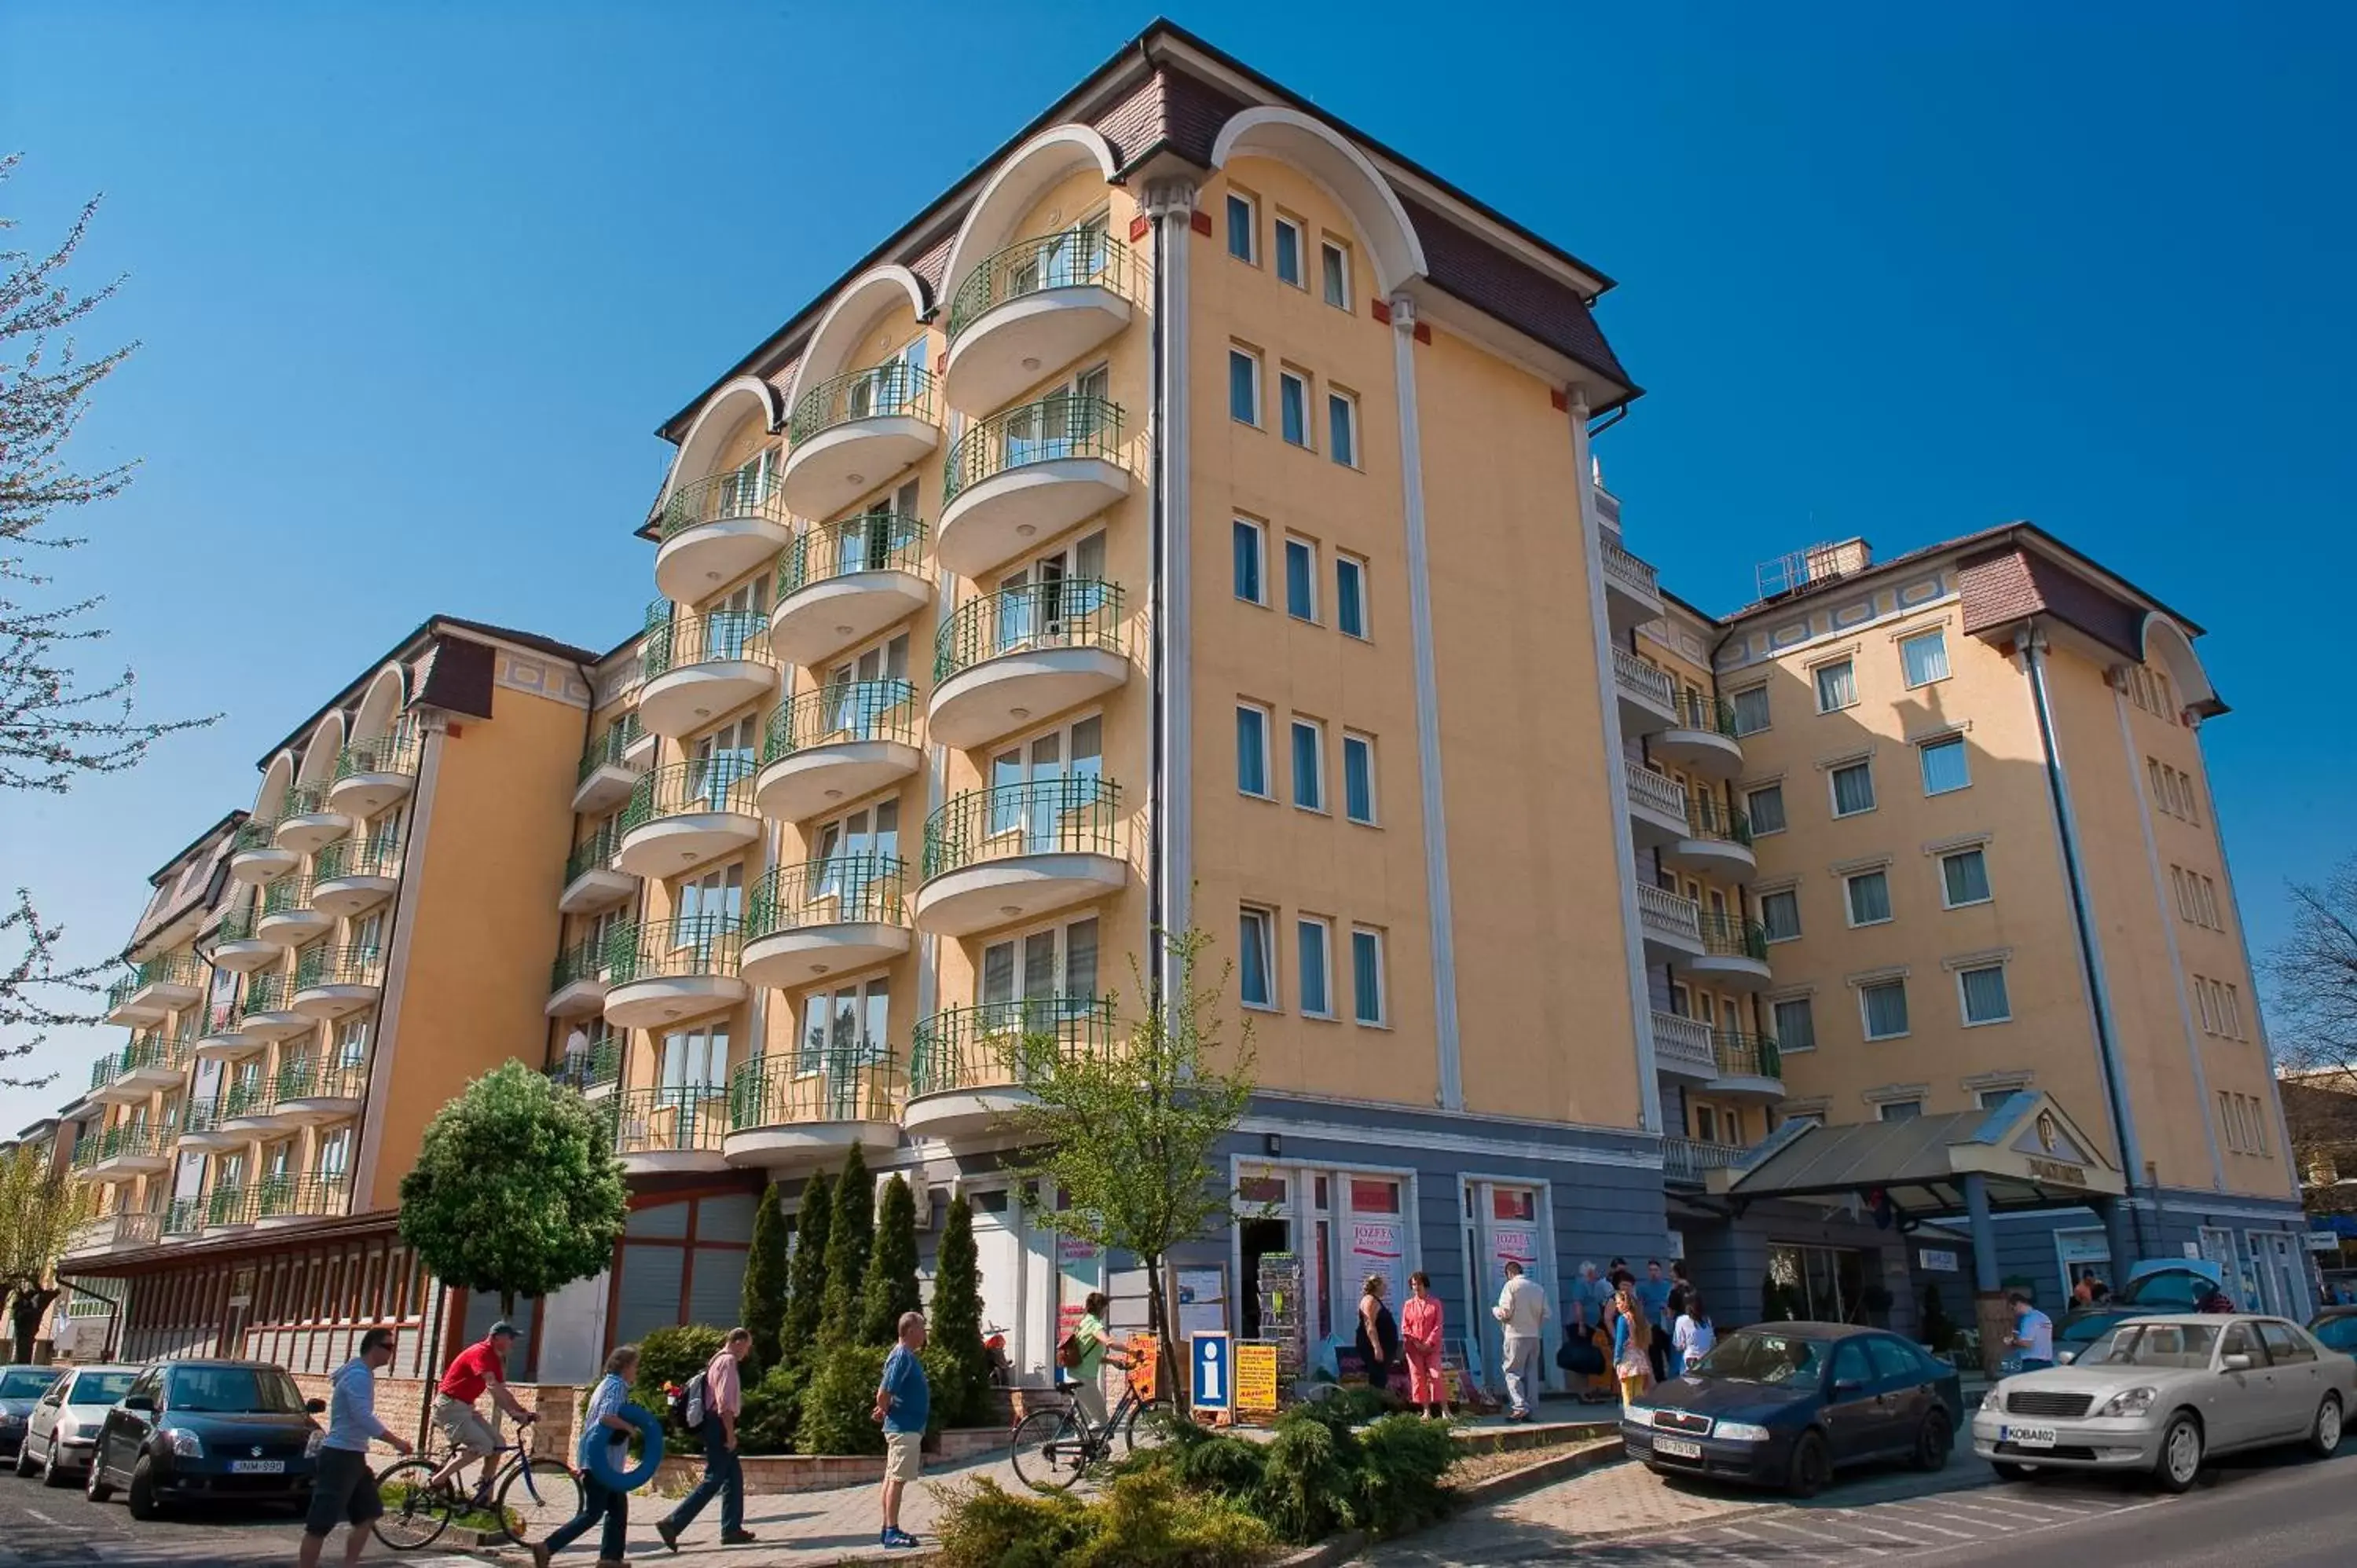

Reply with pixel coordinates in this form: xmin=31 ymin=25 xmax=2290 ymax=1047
xmin=1709 ymin=1090 xmax=2125 ymax=1216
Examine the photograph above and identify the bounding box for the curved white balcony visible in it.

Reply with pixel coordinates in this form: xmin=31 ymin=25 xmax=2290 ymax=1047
xmin=546 ymin=938 xmax=612 ymax=1018
xmin=206 ymin=910 xmax=280 ymax=974
xmin=651 ymin=473 xmax=796 ymax=607
xmin=255 ymin=877 xmax=333 ymax=949
xmin=573 ymin=717 xmax=649 ymax=815
xmin=904 ymin=998 xmax=1109 ymax=1141
xmin=613 ymin=762 xmax=762 ymax=880
xmin=234 ymin=976 xmax=313 ymax=1042
xmin=1684 ymin=914 xmax=1773 ymax=992
xmin=753 ymin=681 xmax=922 ymax=824
xmin=87 ymin=1124 xmax=173 ymax=1179
xmin=326 ymin=719 xmax=422 ymax=819
xmin=310 ymin=835 xmax=401 ymax=917
xmin=291 ymin=947 xmax=382 ymax=1018
xmin=611 ymin=1090 xmax=731 ymax=1176
xmin=1658 ymin=800 xmax=1757 ymax=881
xmin=739 ymin=858 xmax=913 ymax=992
xmin=768 ymin=514 xmax=933 ymax=669
xmin=936 ymin=396 xmax=1130 ymax=579
xmin=914 ymin=778 xmax=1128 ymax=938
xmin=1701 ymin=1032 xmax=1785 ymax=1099
xmin=600 ymin=918 xmax=748 ymax=1031
xmin=779 ymin=364 xmax=943 ymax=521
xmin=928 ymin=583 xmax=1127 ymax=751
xmin=102 ymin=957 xmax=206 ymax=1027
xmin=273 ymin=784 xmax=351 ymax=857
xmin=941 ymin=233 xmax=1138 ymax=416
xmin=274 ymin=1061 xmax=366 ymax=1124
xmin=174 ymin=1101 xmax=243 ymax=1152
xmin=721 ymin=1052 xmax=901 ymax=1170
xmin=227 ymin=819 xmax=299 ymax=885
xmin=1652 ymin=691 xmax=1744 ymax=778
xmin=636 ymin=610 xmax=780 ymax=738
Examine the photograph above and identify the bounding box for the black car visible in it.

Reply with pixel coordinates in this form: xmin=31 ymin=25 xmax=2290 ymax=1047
xmin=0 ymin=1365 xmax=61 ymax=1459
xmin=2308 ymin=1306 xmax=2357 ymax=1355
xmin=85 ymin=1359 xmax=324 ymax=1519
xmin=1620 ymin=1321 xmax=1963 ymax=1497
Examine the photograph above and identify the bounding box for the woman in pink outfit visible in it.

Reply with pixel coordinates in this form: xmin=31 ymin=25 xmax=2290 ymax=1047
xmin=1399 ymin=1271 xmax=1446 ymax=1418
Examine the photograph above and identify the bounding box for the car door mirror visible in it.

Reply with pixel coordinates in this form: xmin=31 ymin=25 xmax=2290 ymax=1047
xmin=305 ymin=1398 xmax=327 ymax=1415
xmin=2221 ymin=1353 xmax=2253 ymax=1372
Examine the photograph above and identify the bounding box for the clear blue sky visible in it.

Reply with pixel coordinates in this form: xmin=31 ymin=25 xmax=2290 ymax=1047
xmin=4 ymin=2 xmax=2352 ymax=1131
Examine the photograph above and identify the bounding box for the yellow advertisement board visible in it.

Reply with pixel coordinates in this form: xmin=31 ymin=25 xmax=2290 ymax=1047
xmin=1234 ymin=1340 xmax=1280 ymax=1413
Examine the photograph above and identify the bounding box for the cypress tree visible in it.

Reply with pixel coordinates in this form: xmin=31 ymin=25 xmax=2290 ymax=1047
xmin=819 ymin=1142 xmax=874 ymax=1345
xmin=860 ymin=1174 xmax=922 ymax=1346
xmin=926 ymin=1194 xmax=992 ymax=1427
xmin=777 ymin=1167 xmax=832 ymax=1373
xmin=740 ymin=1181 xmax=789 ymax=1380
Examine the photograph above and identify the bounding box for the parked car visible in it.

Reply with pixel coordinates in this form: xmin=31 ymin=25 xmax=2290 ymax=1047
xmin=2308 ymin=1306 xmax=2357 ymax=1355
xmin=2055 ymin=1263 xmax=2226 ymax=1363
xmin=1972 ymin=1313 xmax=2355 ymax=1492
xmin=84 ymin=1359 xmax=324 ymax=1519
xmin=13 ymin=1364 xmax=139 ymax=1485
xmin=1620 ymin=1321 xmax=1963 ymax=1497
xmin=0 ymin=1365 xmax=62 ymax=1460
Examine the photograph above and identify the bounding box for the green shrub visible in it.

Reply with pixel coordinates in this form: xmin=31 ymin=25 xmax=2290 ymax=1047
xmin=926 ymin=1196 xmax=995 ymax=1428
xmin=935 ymin=1473 xmax=1274 ymax=1568
xmin=735 ymin=1360 xmax=805 ymax=1454
xmin=1255 ymin=1405 xmax=1361 ymax=1543
xmin=795 ymin=1339 xmax=889 ymax=1456
xmin=820 ymin=1145 xmax=874 ymax=1345
xmin=629 ymin=1324 xmax=725 ymax=1453
xmin=742 ymin=1182 xmax=789 ymax=1380
xmin=778 ymin=1168 xmax=830 ymax=1372
xmin=860 ymin=1174 xmax=922 ymax=1346
xmin=937 ymin=1475 xmax=1097 ymax=1568
xmin=1353 ymin=1413 xmax=1455 ymax=1537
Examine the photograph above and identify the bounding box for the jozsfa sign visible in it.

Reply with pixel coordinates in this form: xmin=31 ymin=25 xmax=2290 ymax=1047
xmin=2027 ymin=1156 xmax=2088 ymax=1187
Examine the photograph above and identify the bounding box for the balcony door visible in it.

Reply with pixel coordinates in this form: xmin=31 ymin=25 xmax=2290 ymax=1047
xmin=812 ymin=800 xmax=899 ymax=910
xmin=689 ymin=716 xmax=757 ymax=808
xmin=833 ymin=479 xmax=922 ymax=577
xmin=704 ymin=577 xmax=768 ymax=659
xmin=317 ymin=1127 xmax=351 ymax=1181
xmin=988 ymin=714 xmax=1102 ymax=847
xmin=823 ymin=633 xmax=911 ymax=734
xmin=994 ymin=531 xmax=1105 ymax=656
xmin=799 ymin=977 xmax=889 ymax=1079
xmin=719 ymin=448 xmax=776 ymax=513
xmin=675 ymin=863 xmax=744 ymax=958
xmin=658 ymin=1021 xmax=728 ymax=1106
xmin=979 ymin=915 xmax=1100 ymax=1035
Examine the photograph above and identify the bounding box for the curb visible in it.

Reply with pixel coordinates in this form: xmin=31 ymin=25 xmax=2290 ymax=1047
xmin=1274 ymin=1436 xmax=1626 ymax=1566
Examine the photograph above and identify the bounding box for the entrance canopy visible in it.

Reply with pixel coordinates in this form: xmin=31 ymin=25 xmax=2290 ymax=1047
xmin=1710 ymin=1091 xmax=2125 ymax=1217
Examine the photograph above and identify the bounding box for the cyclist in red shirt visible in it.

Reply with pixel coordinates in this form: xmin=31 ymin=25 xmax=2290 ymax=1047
xmin=427 ymin=1321 xmax=537 ymax=1497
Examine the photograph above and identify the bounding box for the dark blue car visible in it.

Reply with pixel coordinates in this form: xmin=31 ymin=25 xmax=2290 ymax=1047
xmin=1621 ymin=1321 xmax=1963 ymax=1497
xmin=85 ymin=1359 xmax=324 ymax=1519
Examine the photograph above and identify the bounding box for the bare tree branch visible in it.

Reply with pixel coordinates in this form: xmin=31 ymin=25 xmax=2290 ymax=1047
xmin=2264 ymin=860 xmax=2357 ymax=1077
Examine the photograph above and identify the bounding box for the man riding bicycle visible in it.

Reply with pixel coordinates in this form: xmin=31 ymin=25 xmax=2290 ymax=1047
xmin=427 ymin=1321 xmax=537 ymax=1497
xmin=1061 ymin=1292 xmax=1131 ymax=1435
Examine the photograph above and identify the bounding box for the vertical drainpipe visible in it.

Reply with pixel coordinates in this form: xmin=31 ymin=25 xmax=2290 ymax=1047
xmin=1145 ymin=198 xmax=1168 ymax=1006
xmin=2018 ymin=624 xmax=2146 ymax=1263
xmin=1146 ymin=181 xmax=1196 ymax=1013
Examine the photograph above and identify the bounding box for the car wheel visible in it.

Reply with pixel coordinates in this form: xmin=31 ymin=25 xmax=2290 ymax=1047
xmin=2154 ymin=1412 xmax=2203 ymax=1493
xmin=125 ymin=1455 xmax=162 ymax=1521
xmin=13 ymin=1442 xmax=33 ymax=1479
xmin=84 ymin=1451 xmax=113 ymax=1504
xmin=2308 ymin=1394 xmax=2343 ymax=1458
xmin=1786 ymin=1430 xmax=1831 ymax=1498
xmin=39 ymin=1442 xmax=68 ymax=1489
xmin=1912 ymin=1409 xmax=1952 ymax=1471
xmin=1991 ymin=1459 xmax=2037 ymax=1482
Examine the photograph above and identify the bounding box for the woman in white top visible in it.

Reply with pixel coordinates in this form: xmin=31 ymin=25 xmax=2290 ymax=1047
xmin=1671 ymin=1290 xmax=1716 ymax=1374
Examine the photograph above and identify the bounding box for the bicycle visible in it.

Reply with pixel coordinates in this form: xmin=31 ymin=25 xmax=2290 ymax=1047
xmin=1008 ymin=1379 xmax=1171 ymax=1493
xmin=371 ymin=1414 xmax=581 ymax=1551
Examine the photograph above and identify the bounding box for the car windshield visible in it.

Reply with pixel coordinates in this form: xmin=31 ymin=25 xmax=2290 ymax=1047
xmin=2314 ymin=1317 xmax=2357 ymax=1354
xmin=0 ymin=1369 xmax=56 ymax=1399
xmin=2077 ymin=1321 xmax=2217 ymax=1369
xmin=165 ymin=1366 xmax=305 ymax=1414
xmin=69 ymin=1372 xmax=137 ymax=1405
xmin=1694 ymin=1330 xmax=1828 ymax=1385
xmin=2121 ymin=1271 xmax=2210 ymax=1309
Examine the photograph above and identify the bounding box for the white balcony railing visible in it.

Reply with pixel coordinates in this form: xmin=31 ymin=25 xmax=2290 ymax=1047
xmin=1662 ymin=1137 xmax=1745 ymax=1185
xmin=1625 ymin=761 xmax=1688 ymax=822
xmin=1651 ymin=1010 xmax=1717 ymax=1075
xmin=1612 ymin=648 xmax=1677 ymax=713
xmin=1637 ymin=883 xmax=1702 ymax=945
xmin=1595 ymin=488 xmax=1623 ymax=529
xmin=1600 ymin=536 xmax=1659 ymax=603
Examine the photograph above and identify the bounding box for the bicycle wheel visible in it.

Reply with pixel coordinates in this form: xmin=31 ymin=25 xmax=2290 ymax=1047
xmin=1121 ymin=1399 xmax=1171 ymax=1455
xmin=495 ymin=1456 xmax=582 ymax=1546
xmin=370 ymin=1457 xmax=453 ymax=1551
xmin=1009 ymin=1407 xmax=1089 ymax=1493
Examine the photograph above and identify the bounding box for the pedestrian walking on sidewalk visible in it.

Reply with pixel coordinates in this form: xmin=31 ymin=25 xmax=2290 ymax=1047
xmin=655 ymin=1326 xmax=757 ymax=1552
xmin=1492 ymin=1260 xmax=1551 ymax=1420
xmin=1400 ymin=1272 xmax=1446 ymax=1419
xmin=1672 ymin=1290 xmax=1715 ymax=1374
xmin=533 ymin=1345 xmax=640 ymax=1568
xmin=298 ymin=1327 xmax=411 ymax=1568
xmin=1637 ymin=1260 xmax=1674 ymax=1385
xmin=1611 ymin=1277 xmax=1652 ymax=1409
xmin=871 ymin=1310 xmax=929 ymax=1552
xmin=1356 ymin=1274 xmax=1401 ymax=1396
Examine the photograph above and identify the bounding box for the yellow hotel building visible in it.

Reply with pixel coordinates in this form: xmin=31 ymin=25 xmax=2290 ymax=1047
xmin=46 ymin=21 xmax=2311 ymax=1390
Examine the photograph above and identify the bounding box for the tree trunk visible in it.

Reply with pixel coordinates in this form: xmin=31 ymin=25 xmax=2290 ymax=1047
xmin=1146 ymin=1251 xmax=1185 ymax=1415
xmin=500 ymin=1290 xmax=516 ymax=1319
xmin=10 ymin=1291 xmax=54 ymax=1364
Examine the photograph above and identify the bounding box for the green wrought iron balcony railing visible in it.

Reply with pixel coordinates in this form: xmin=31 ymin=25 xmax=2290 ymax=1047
xmin=620 ymin=758 xmax=760 ymax=833
xmin=333 ymin=716 xmax=423 ymax=781
xmin=164 ymin=1196 xmax=207 ymax=1236
xmin=608 ymin=1086 xmax=728 ymax=1157
xmin=86 ymin=1053 xmax=117 ymax=1095
xmin=778 ymin=511 xmax=928 ymax=600
xmin=69 ymin=1134 xmax=97 ymax=1170
xmin=548 ymin=1035 xmax=623 ymax=1094
xmin=205 ymin=1185 xmax=254 ymax=1227
xmin=104 ymin=952 xmax=206 ymax=1011
xmin=242 ymin=972 xmax=295 ymax=1016
xmin=261 ymin=875 xmax=320 ymax=919
xmin=178 ymin=1097 xmax=225 ymax=1139
xmin=1670 ymin=689 xmax=1739 ymax=740
xmin=276 ymin=1057 xmax=367 ymax=1105
xmin=577 ymin=712 xmax=647 ymax=783
xmin=728 ymin=1047 xmax=901 ymax=1131
xmin=279 ymin=781 xmax=338 ymax=819
xmin=550 ymin=936 xmax=612 ymax=993
xmin=253 ymin=1171 xmax=350 ymax=1222
xmin=295 ymin=944 xmax=382 ymax=992
xmin=1711 ymin=1031 xmax=1783 ymax=1082
xmin=566 ymin=821 xmax=625 ymax=884
xmin=642 ymin=609 xmax=776 ymax=680
xmin=231 ymin=819 xmax=281 ymax=853
xmin=654 ymin=468 xmax=793 ymax=541
xmin=114 ymin=1028 xmax=191 ymax=1081
xmin=922 ymin=775 xmax=1123 ymax=881
xmin=1696 ymin=912 xmax=1770 ymax=963
xmin=787 ymin=361 xmax=938 ymax=445
xmin=1682 ymin=797 xmax=1754 ymax=848
xmin=222 ymin=1075 xmax=279 ymax=1121
xmin=945 ymin=229 xmax=1136 ymax=343
xmin=746 ymin=856 xmax=908 ymax=943
xmin=95 ymin=1121 xmax=168 ymax=1164
xmin=909 ymin=997 xmax=1116 ymax=1098
xmin=313 ymin=833 xmax=403 ymax=882
xmin=934 ymin=579 xmax=1124 ymax=685
xmin=942 ymin=394 xmax=1125 ymax=507
xmin=603 ymin=915 xmax=744 ymax=987
xmin=762 ymin=680 xmax=918 ymax=764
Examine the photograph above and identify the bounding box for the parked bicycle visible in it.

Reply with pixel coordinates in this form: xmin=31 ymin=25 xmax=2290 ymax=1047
xmin=1008 ymin=1379 xmax=1169 ymax=1492
xmin=370 ymin=1414 xmax=579 ymax=1551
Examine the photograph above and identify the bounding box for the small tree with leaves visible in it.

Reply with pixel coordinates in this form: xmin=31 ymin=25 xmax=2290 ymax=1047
xmin=926 ymin=1194 xmax=993 ymax=1427
xmin=396 ymin=1062 xmax=628 ymax=1316
xmin=741 ymin=1182 xmax=790 ymax=1380
xmin=860 ymin=1174 xmax=921 ymax=1346
xmin=0 ymin=1145 xmax=82 ymax=1361
xmin=776 ymin=1168 xmax=831 ymax=1374
xmin=819 ymin=1142 xmax=874 ymax=1345
xmin=999 ymin=927 xmax=1259 ymax=1407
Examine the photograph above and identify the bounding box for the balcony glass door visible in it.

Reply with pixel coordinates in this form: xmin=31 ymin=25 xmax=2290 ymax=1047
xmin=988 ymin=714 xmax=1102 ymax=847
xmin=658 ymin=1022 xmax=727 ymax=1105
xmin=676 ymin=864 xmax=744 ymax=959
xmin=800 ymin=978 xmax=889 ymax=1073
xmin=823 ymin=634 xmax=910 ymax=734
xmin=690 ymin=716 xmax=757 ymax=808
xmin=813 ymin=801 xmax=898 ymax=908
xmin=720 ymin=449 xmax=776 ymax=512
xmin=979 ymin=916 xmax=1100 ymax=1034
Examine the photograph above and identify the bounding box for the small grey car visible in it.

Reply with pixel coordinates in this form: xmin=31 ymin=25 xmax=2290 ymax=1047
xmin=1970 ymin=1313 xmax=2355 ymax=1492
xmin=12 ymin=1365 xmax=138 ymax=1486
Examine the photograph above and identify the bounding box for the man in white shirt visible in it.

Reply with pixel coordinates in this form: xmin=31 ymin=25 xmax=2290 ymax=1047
xmin=1490 ymin=1261 xmax=1551 ymax=1421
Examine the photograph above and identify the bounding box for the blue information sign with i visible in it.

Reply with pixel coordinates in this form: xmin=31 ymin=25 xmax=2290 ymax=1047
xmin=1191 ymin=1331 xmax=1233 ymax=1412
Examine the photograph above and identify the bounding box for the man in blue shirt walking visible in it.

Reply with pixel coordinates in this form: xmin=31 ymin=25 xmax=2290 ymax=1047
xmin=300 ymin=1327 xmax=412 ymax=1568
xmin=870 ymin=1311 xmax=929 ymax=1552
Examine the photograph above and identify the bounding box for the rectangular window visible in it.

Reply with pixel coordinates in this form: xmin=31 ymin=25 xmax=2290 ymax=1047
xmin=1236 ymin=703 xmax=1272 ymax=798
xmin=1238 ymin=907 xmax=1275 ymax=1008
xmin=1226 ymin=192 xmax=1256 ymax=262
xmin=1815 ymin=658 xmax=1857 ymax=713
xmin=2221 ymin=982 xmax=2244 ymax=1039
xmin=1232 ymin=518 xmax=1266 ymax=605
xmin=1771 ymin=996 xmax=1816 ymax=1052
xmin=1351 ymin=928 xmax=1385 ymax=1024
xmin=1274 ymin=214 xmax=1304 ymax=286
xmin=1291 ymin=718 xmax=1325 ymax=811
xmin=1334 ymin=554 xmax=1368 ymax=639
xmin=1919 ymin=735 xmax=1971 ymax=794
xmin=1760 ymin=888 xmax=1802 ymax=942
xmin=1296 ymin=917 xmax=1332 ymax=1017
xmin=1845 ymin=869 xmax=1893 ymax=926
xmin=1730 ymin=685 xmax=1772 ymax=736
xmin=1878 ymin=1099 xmax=1924 ymax=1123
xmin=1977 ymin=1086 xmax=2021 ymax=1110
xmin=1941 ymin=848 xmax=1992 ymax=907
xmin=1285 ymin=535 xmax=1317 ymax=621
xmin=1860 ymin=978 xmax=1911 ymax=1040
xmin=1342 ymin=731 xmax=1376 ymax=824
xmin=1228 ymin=347 xmax=1261 ymax=426
xmin=1279 ymin=368 xmax=1310 ymax=446
xmin=1959 ymin=964 xmax=2011 ymax=1025
xmin=1831 ymin=760 xmax=1876 ymax=816
xmin=1326 ymin=390 xmax=1359 ymax=467
xmin=1746 ymin=782 xmax=1787 ymax=835
xmin=1900 ymin=628 xmax=1950 ymax=687
xmin=2194 ymin=975 xmax=2218 ymax=1035
xmin=1321 ymin=239 xmax=1351 ymax=309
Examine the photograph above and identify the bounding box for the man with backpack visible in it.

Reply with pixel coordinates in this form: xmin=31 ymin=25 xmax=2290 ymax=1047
xmin=654 ymin=1327 xmax=757 ymax=1552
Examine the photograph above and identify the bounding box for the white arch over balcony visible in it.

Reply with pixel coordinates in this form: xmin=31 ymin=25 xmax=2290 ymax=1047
xmin=939 ymin=125 xmax=1121 ymax=309
xmin=350 ymin=664 xmax=408 ymax=742
xmin=255 ymin=752 xmax=295 ymax=815
xmin=1210 ymin=106 xmax=1428 ymax=295
xmin=780 ymin=266 xmax=933 ymax=419
xmin=295 ymin=711 xmax=345 ymax=786
xmin=2140 ymin=614 xmax=2221 ymax=717
xmin=662 ymin=375 xmax=785 ymax=507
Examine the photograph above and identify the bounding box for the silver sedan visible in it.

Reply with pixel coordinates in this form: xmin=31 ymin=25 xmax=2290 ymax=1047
xmin=1970 ymin=1313 xmax=2355 ymax=1492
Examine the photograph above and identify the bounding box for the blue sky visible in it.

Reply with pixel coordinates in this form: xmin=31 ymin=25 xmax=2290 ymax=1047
xmin=2 ymin=2 xmax=2352 ymax=1130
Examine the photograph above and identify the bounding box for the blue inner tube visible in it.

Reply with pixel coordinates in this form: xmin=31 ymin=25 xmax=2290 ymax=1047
xmin=580 ymin=1402 xmax=665 ymax=1490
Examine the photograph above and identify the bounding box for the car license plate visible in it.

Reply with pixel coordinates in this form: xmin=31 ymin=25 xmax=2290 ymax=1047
xmin=229 ymin=1458 xmax=285 ymax=1475
xmin=2002 ymin=1424 xmax=2058 ymax=1449
xmin=1654 ymin=1436 xmax=1703 ymax=1460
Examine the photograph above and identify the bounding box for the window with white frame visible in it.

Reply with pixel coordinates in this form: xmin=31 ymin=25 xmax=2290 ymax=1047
xmin=1900 ymin=628 xmax=1950 ymax=687
xmin=1351 ymin=927 xmax=1386 ymax=1024
xmin=1919 ymin=735 xmax=1971 ymax=795
xmin=1236 ymin=703 xmax=1273 ymax=798
xmin=1285 ymin=535 xmax=1318 ymax=621
xmin=1229 ymin=346 xmax=1262 ymax=426
xmin=1975 ymin=1086 xmax=2025 ymax=1110
xmin=1877 ymin=1098 xmax=1924 ymax=1122
xmin=1845 ymin=869 xmax=1893 ymax=926
xmin=1940 ymin=847 xmax=1992 ymax=907
xmin=1296 ymin=916 xmax=1333 ymax=1017
xmin=1860 ymin=978 xmax=1911 ymax=1040
xmin=1959 ymin=962 xmax=2011 ymax=1025
xmin=1232 ymin=518 xmax=1266 ymax=605
xmin=659 ymin=1020 xmax=728 ymax=1099
xmin=1731 ymin=685 xmax=1771 ymax=736
xmin=1238 ymin=907 xmax=1276 ymax=1009
xmin=978 ymin=916 xmax=1099 ymax=1013
xmin=1831 ymin=760 xmax=1876 ymax=816
xmin=1815 ymin=658 xmax=1858 ymax=713
xmin=1279 ymin=366 xmax=1310 ymax=446
xmin=1760 ymin=888 xmax=1802 ymax=942
xmin=985 ymin=713 xmax=1104 ymax=842
xmin=1746 ymin=782 xmax=1787 ymax=834
xmin=1771 ymin=995 xmax=1816 ymax=1051
xmin=1327 ymin=388 xmax=1359 ymax=467
xmin=1342 ymin=731 xmax=1377 ymax=824
xmin=1274 ymin=213 xmax=1305 ymax=286
xmin=1226 ymin=190 xmax=1257 ymax=262
xmin=798 ymin=976 xmax=887 ymax=1069
xmin=1291 ymin=717 xmax=1326 ymax=811
xmin=1321 ymin=238 xmax=1351 ymax=309
xmin=1335 ymin=554 xmax=1369 ymax=639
